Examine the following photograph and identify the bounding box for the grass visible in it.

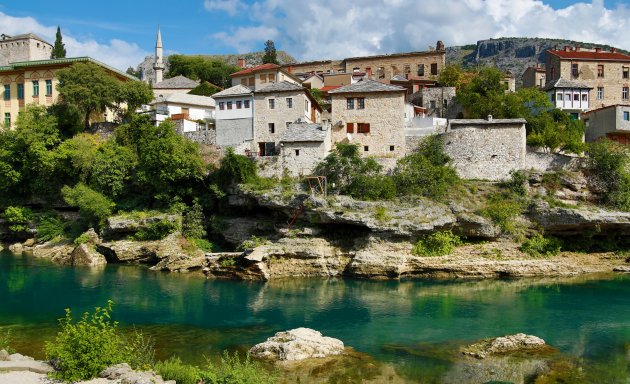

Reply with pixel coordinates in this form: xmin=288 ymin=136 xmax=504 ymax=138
xmin=374 ymin=206 xmax=392 ymax=223
xmin=478 ymin=192 xmax=527 ymax=236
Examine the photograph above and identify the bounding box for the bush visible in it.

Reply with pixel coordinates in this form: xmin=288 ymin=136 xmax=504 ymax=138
xmin=3 ymin=206 xmax=32 ymax=233
xmin=236 ymin=235 xmax=268 ymax=251
xmin=182 ymin=202 xmax=206 ymax=239
xmin=412 ymin=230 xmax=462 ymax=257
xmin=61 ymin=183 xmax=115 ymax=227
xmin=346 ymin=174 xmax=396 ymax=200
xmin=313 ymin=143 xmax=382 ymax=195
xmin=393 ymin=135 xmax=459 ymax=199
xmin=520 ymin=234 xmax=562 ymax=257
xmin=73 ymin=232 xmax=91 ymax=246
xmin=374 ymin=206 xmax=392 ymax=223
xmin=215 ymin=148 xmax=257 ymax=189
xmin=479 ymin=193 xmax=526 ymax=234
xmin=0 ymin=328 xmax=15 ymax=354
xmin=503 ymin=170 xmax=528 ymax=197
xmin=45 ymin=301 xmax=150 ymax=382
xmin=192 ymin=238 xmax=215 ymax=252
xmin=134 ymin=218 xmax=180 ymax=241
xmin=588 ymin=140 xmax=630 ymax=211
xmin=37 ymin=215 xmax=65 ymax=242
xmin=155 ymin=357 xmax=202 ymax=384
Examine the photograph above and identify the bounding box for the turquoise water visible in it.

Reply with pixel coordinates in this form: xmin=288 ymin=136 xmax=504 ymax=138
xmin=2 ymin=250 xmax=630 ymax=381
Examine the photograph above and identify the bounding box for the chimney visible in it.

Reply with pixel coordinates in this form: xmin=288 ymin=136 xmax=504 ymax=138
xmin=595 ymin=47 xmax=602 ymax=53
xmin=612 ymin=47 xmax=617 ymax=53
xmin=564 ymin=45 xmax=570 ymax=51
xmin=487 ymin=114 xmax=493 ymax=122
xmin=575 ymin=46 xmax=580 ymax=51
xmin=237 ymin=58 xmax=246 ymax=68
xmin=436 ymin=40 xmax=445 ymax=51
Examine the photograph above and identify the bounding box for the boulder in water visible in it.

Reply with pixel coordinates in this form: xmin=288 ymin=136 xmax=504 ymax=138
xmin=249 ymin=327 xmax=345 ymax=361
xmin=462 ymin=333 xmax=548 ymax=359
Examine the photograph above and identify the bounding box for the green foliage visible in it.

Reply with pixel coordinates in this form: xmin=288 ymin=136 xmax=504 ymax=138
xmin=214 ymin=148 xmax=257 ymax=189
xmin=520 ymin=234 xmax=562 ymax=257
xmin=502 ymin=170 xmax=528 ymax=197
xmin=393 ymin=135 xmax=459 ymax=198
xmin=219 ymin=257 xmax=237 ymax=268
xmin=61 ymin=183 xmax=115 ymax=227
xmin=115 ymin=81 xmax=154 ymax=121
xmin=45 ymin=301 xmax=148 ymax=382
xmin=541 ymin=172 xmax=563 ymax=195
xmin=133 ymin=219 xmax=180 ymax=241
xmin=0 ymin=328 xmax=15 ymax=354
xmin=437 ymin=64 xmax=464 ymax=87
xmin=54 ymin=133 xmax=100 ymax=182
xmin=3 ymin=206 xmax=32 ymax=233
xmin=192 ymin=238 xmax=215 ymax=252
xmin=412 ymin=230 xmax=463 ymax=257
xmin=167 ymin=55 xmax=240 ymax=89
xmin=262 ymin=40 xmax=279 ymax=65
xmin=73 ymin=232 xmax=91 ymax=246
xmin=237 ymin=235 xmax=268 ymax=251
xmin=37 ymin=215 xmax=65 ymax=242
xmin=51 ymin=26 xmax=66 ymax=59
xmin=188 ymin=81 xmax=222 ymax=96
xmin=182 ymin=202 xmax=206 ymax=239
xmin=527 ymin=109 xmax=586 ymax=154
xmin=346 ymin=174 xmax=396 ymax=200
xmin=374 ymin=206 xmax=392 ymax=223
xmin=155 ymin=357 xmax=202 ymax=384
xmin=588 ymin=139 xmax=630 ymax=211
xmin=90 ymin=140 xmax=135 ymax=198
xmin=479 ymin=193 xmax=526 ymax=234
xmin=314 ymin=143 xmax=382 ymax=195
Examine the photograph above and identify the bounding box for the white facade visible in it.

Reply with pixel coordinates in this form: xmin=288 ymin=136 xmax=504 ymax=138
xmin=215 ymin=95 xmax=254 ymax=120
xmin=152 ymin=93 xmax=215 ymax=132
xmin=550 ymin=88 xmax=590 ymax=111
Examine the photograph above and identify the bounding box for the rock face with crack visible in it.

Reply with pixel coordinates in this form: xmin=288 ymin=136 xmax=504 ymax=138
xmin=249 ymin=328 xmax=345 ymax=361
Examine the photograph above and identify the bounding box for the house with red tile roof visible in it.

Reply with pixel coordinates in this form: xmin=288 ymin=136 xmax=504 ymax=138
xmin=230 ymin=63 xmax=301 ymax=91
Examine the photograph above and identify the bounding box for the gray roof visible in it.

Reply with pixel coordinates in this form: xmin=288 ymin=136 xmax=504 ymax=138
xmin=280 ymin=122 xmax=326 ymax=142
xmin=391 ymin=74 xmax=408 ymax=81
xmin=153 ymin=75 xmax=200 ymax=89
xmin=449 ymin=118 xmax=527 ymax=127
xmin=543 ymin=77 xmax=592 ymax=91
xmin=212 ymin=84 xmax=253 ymax=98
xmin=328 ymin=79 xmax=405 ymax=94
xmin=256 ymin=81 xmax=305 ymax=93
xmin=1 ymin=33 xmax=51 ymax=45
xmin=152 ymin=93 xmax=215 ymax=107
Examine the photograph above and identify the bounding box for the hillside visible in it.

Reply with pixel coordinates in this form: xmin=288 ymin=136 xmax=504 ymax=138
xmin=446 ymin=37 xmax=630 ymax=84
xmin=135 ymin=50 xmax=296 ymax=83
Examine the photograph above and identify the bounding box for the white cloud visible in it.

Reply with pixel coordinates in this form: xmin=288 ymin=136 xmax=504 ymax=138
xmin=207 ymin=0 xmax=630 ymax=61
xmin=204 ymin=0 xmax=246 ymax=16
xmin=0 ymin=11 xmax=149 ymax=70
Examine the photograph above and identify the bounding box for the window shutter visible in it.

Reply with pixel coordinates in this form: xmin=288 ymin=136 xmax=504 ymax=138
xmin=365 ymin=123 xmax=370 ymax=133
xmin=347 ymin=123 xmax=354 ymax=133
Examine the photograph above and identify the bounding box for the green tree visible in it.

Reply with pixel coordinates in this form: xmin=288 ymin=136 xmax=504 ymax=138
xmin=182 ymin=201 xmax=206 ymax=239
xmin=51 ymin=26 xmax=66 ymax=59
xmin=114 ymin=80 xmax=153 ymax=121
xmin=588 ymin=139 xmax=630 ymax=211
xmin=262 ymin=40 xmax=279 ymax=65
xmin=188 ymin=81 xmax=222 ymax=96
xmin=455 ymin=67 xmax=508 ymax=118
xmin=314 ymin=143 xmax=382 ymax=194
xmin=167 ymin=55 xmax=240 ymax=88
xmin=213 ymin=147 xmax=257 ymax=189
xmin=438 ymin=64 xmax=464 ymax=87
xmin=61 ymin=183 xmax=115 ymax=226
xmin=90 ymin=141 xmax=135 ymax=198
xmin=527 ymin=109 xmax=586 ymax=154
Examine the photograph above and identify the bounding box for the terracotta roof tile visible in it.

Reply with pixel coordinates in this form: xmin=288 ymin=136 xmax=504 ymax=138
xmin=230 ymin=63 xmax=281 ymax=77
xmin=547 ymin=49 xmax=630 ymax=61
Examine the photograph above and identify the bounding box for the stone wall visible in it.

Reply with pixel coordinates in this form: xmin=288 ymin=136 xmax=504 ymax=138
xmin=253 ymin=90 xmax=312 ymax=149
xmin=524 ymin=150 xmax=583 ymax=173
xmin=345 ymin=50 xmax=446 ymax=81
xmin=0 ymin=36 xmax=52 ymax=66
xmin=184 ymin=127 xmax=216 ymax=145
xmin=442 ymin=121 xmax=526 ymax=181
xmin=216 ymin=118 xmax=253 ymax=147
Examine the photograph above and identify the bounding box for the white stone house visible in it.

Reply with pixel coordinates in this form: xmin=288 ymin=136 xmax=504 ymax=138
xmin=253 ymin=81 xmax=322 ymax=156
xmin=582 ymin=104 xmax=630 ymax=144
xmin=328 ymin=79 xmax=406 ymax=159
xmin=151 ymin=93 xmax=215 ymax=132
xmin=213 ymin=84 xmax=254 ymax=149
xmin=278 ymin=122 xmax=331 ymax=176
xmin=544 ymin=78 xmax=592 ymax=119
xmin=230 ymin=63 xmax=301 ymax=91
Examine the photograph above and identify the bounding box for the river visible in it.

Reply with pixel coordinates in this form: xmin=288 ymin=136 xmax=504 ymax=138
xmin=1 ymin=249 xmax=629 ymax=382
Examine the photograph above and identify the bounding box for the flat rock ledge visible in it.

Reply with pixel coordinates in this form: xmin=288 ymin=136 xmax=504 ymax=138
xmin=249 ymin=328 xmax=345 ymax=361
xmin=0 ymin=351 xmax=52 ymax=374
xmin=461 ymin=333 xmax=549 ymax=359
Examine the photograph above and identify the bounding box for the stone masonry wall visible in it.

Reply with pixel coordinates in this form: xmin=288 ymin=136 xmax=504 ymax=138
xmin=216 ymin=118 xmax=253 ymax=147
xmin=253 ymin=90 xmax=311 ymax=150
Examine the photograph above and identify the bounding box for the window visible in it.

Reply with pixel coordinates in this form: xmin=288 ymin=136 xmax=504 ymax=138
xmin=582 ymin=93 xmax=588 ymax=102
xmin=624 ymin=111 xmax=630 ymax=121
xmin=227 ymin=101 xmax=233 ymax=110
xmin=557 ymin=93 xmax=563 ymax=101
xmin=597 ymin=87 xmax=604 ymax=100
xmin=268 ymin=98 xmax=275 ymax=109
xmin=45 ymin=80 xmax=52 ymax=96
xmin=248 ymin=77 xmax=255 ymax=86
xmin=268 ymin=73 xmax=275 ymax=82
xmin=565 ymin=93 xmax=570 ymax=101
xmin=403 ymin=64 xmax=410 ymax=75
xmin=295 ymin=149 xmax=300 ymax=156
xmin=244 ymin=100 xmax=250 ymax=108
xmin=353 ymin=67 xmax=360 ymax=73
xmin=269 ymin=123 xmax=275 ymax=133
xmin=430 ymin=100 xmax=436 ymax=109
xmin=260 ymin=74 xmax=267 ymax=83
xmin=32 ymin=80 xmax=39 ymax=97
xmin=623 ymin=87 xmax=629 ymax=100
xmin=573 ymin=93 xmax=579 ymax=101
xmin=17 ymin=83 xmax=24 ymax=100
xmin=241 ymin=78 xmax=247 ymax=86
xmin=571 ymin=63 xmax=579 ymax=78
xmin=3 ymin=113 xmax=9 ymax=127
xmin=236 ymin=100 xmax=242 ymax=109
xmin=346 ymin=97 xmax=354 ymax=110
xmin=430 ymin=63 xmax=438 ymax=76
xmin=363 ymin=145 xmax=369 ymax=152
xmin=624 ymin=67 xmax=629 ymax=79
xmin=286 ymin=97 xmax=293 ymax=108
xmin=551 ymin=93 xmax=556 ymax=102
xmin=305 ymin=100 xmax=309 ymax=112
xmin=357 ymin=97 xmax=365 ymax=109
xmin=3 ymin=84 xmax=9 ymax=100
xmin=417 ymin=64 xmax=425 ymax=76
xmin=357 ymin=123 xmax=370 ymax=133
xmin=378 ymin=66 xmax=385 ymax=79
xmin=346 ymin=123 xmax=354 ymax=133
xmin=219 ymin=102 xmax=225 ymax=110
xmin=389 ymin=145 xmax=395 ymax=151
xmin=597 ymin=64 xmax=604 ymax=78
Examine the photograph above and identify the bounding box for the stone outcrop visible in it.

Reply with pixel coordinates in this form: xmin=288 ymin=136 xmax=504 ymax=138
xmin=461 ymin=333 xmax=550 ymax=359
xmin=0 ymin=351 xmax=52 ymax=374
xmin=31 ymin=241 xmax=74 ymax=264
xmin=529 ymin=201 xmax=630 ymax=235
xmin=102 ymin=213 xmax=181 ymax=238
xmin=249 ymin=328 xmax=345 ymax=361
xmin=70 ymin=243 xmax=107 ymax=267
xmin=100 ymin=363 xmax=174 ymax=384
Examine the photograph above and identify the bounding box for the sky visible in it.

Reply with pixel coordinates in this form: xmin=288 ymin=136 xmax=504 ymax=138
xmin=1 ymin=0 xmax=630 ymax=71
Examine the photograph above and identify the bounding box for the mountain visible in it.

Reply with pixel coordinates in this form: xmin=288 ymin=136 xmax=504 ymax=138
xmin=134 ymin=51 xmax=296 ymax=83
xmin=446 ymin=37 xmax=630 ymax=84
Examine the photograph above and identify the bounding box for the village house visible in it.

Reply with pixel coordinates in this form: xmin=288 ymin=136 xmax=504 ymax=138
xmin=545 ymin=46 xmax=630 ymax=110
xmin=253 ymin=81 xmax=322 ymax=156
xmin=213 ymin=84 xmax=254 ymax=149
xmin=328 ymin=79 xmax=406 ymax=160
xmin=299 ymin=73 xmax=324 ymax=89
xmin=278 ymin=121 xmax=331 ymax=176
xmin=582 ymin=104 xmax=630 ymax=144
xmin=522 ymin=64 xmax=546 ymax=89
xmin=230 ymin=63 xmax=301 ymax=91
xmin=151 ymin=93 xmax=215 ymax=132
xmin=0 ymin=33 xmax=53 ymax=66
xmin=543 ymin=78 xmax=592 ymax=117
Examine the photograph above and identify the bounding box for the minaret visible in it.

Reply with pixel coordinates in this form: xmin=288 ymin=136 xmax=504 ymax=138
xmin=153 ymin=26 xmax=164 ymax=84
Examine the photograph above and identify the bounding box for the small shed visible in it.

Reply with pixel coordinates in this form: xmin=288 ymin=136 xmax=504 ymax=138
xmin=279 ymin=122 xmax=331 ymax=176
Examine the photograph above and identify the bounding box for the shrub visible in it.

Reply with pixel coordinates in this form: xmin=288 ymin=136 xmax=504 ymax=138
xmin=313 ymin=143 xmax=382 ymax=194
xmin=155 ymin=357 xmax=202 ymax=384
xmin=3 ymin=206 xmax=32 ymax=233
xmin=36 ymin=215 xmax=65 ymax=242
xmin=0 ymin=328 xmax=15 ymax=354
xmin=182 ymin=202 xmax=206 ymax=239
xmin=192 ymin=238 xmax=214 ymax=252
xmin=346 ymin=174 xmax=396 ymax=200
xmin=204 ymin=351 xmax=277 ymax=384
xmin=393 ymin=135 xmax=459 ymax=199
xmin=215 ymin=148 xmax=257 ymax=189
xmin=479 ymin=193 xmax=526 ymax=234
xmin=61 ymin=183 xmax=115 ymax=227
xmin=45 ymin=301 xmax=148 ymax=382
xmin=503 ymin=170 xmax=528 ymax=197
xmin=541 ymin=172 xmax=563 ymax=195
xmin=588 ymin=139 xmax=630 ymax=211
xmin=412 ymin=230 xmax=462 ymax=257
xmin=73 ymin=232 xmax=91 ymax=246
xmin=237 ymin=235 xmax=268 ymax=251
xmin=520 ymin=234 xmax=562 ymax=257
xmin=374 ymin=206 xmax=392 ymax=223
xmin=134 ymin=218 xmax=180 ymax=241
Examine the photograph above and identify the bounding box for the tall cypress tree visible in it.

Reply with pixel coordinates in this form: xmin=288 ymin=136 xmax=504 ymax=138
xmin=51 ymin=26 xmax=66 ymax=59
xmin=262 ymin=40 xmax=279 ymax=65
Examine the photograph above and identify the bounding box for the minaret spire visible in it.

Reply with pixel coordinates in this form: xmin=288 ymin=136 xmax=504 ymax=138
xmin=153 ymin=25 xmax=164 ymax=84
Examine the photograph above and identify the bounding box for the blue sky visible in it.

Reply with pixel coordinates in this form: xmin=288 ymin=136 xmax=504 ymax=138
xmin=1 ymin=0 xmax=629 ymax=70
